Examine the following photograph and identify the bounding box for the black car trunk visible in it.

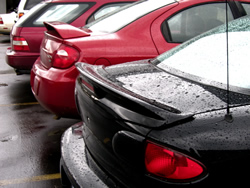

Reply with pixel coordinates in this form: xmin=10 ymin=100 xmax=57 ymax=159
xmin=147 ymin=104 xmax=250 ymax=185
xmin=75 ymin=73 xmax=161 ymax=187
xmin=75 ymin=57 xmax=250 ymax=186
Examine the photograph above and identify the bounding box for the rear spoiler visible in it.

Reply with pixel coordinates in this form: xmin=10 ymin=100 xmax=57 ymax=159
xmin=44 ymin=21 xmax=90 ymax=39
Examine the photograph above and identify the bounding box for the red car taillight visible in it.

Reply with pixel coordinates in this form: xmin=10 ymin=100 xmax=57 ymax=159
xmin=12 ymin=36 xmax=30 ymax=51
xmin=52 ymin=44 xmax=80 ymax=69
xmin=0 ymin=17 xmax=3 ymax=24
xmin=145 ymin=141 xmax=206 ymax=182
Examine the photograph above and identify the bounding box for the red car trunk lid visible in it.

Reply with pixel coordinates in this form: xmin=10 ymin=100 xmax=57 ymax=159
xmin=40 ymin=21 xmax=91 ymax=69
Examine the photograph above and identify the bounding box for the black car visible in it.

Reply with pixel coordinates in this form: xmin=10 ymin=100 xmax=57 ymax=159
xmin=60 ymin=16 xmax=250 ymax=187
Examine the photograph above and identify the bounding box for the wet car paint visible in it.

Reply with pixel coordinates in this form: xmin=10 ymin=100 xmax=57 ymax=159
xmin=60 ymin=122 xmax=110 ymax=188
xmin=65 ymin=16 xmax=250 ymax=187
xmin=0 ymin=35 xmax=79 ymax=187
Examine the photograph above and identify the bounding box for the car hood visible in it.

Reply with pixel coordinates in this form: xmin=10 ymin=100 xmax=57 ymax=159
xmin=76 ymin=60 xmax=250 ymax=126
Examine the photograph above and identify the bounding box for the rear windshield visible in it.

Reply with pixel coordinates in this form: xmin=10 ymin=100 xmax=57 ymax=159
xmin=154 ymin=16 xmax=250 ymax=93
xmin=86 ymin=0 xmax=176 ymax=33
xmin=16 ymin=2 xmax=94 ymax=27
xmin=24 ymin=0 xmax=43 ymax=10
xmin=33 ymin=4 xmax=90 ymax=26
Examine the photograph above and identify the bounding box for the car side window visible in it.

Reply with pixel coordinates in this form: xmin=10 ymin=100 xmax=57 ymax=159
xmin=162 ymin=3 xmax=234 ymax=43
xmin=241 ymin=3 xmax=250 ymax=14
xmin=87 ymin=3 xmax=130 ymax=24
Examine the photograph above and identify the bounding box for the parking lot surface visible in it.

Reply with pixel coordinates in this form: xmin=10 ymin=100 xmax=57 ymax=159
xmin=0 ymin=34 xmax=79 ymax=187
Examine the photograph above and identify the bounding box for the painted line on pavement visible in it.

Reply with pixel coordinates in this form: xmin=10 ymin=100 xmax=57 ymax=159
xmin=0 ymin=173 xmax=61 ymax=186
xmin=0 ymin=102 xmax=39 ymax=107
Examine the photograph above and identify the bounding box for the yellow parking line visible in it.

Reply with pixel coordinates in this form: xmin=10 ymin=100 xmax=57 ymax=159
xmin=0 ymin=173 xmax=61 ymax=186
xmin=0 ymin=102 xmax=39 ymax=107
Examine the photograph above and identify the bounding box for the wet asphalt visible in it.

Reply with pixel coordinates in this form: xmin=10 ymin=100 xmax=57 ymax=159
xmin=0 ymin=34 xmax=79 ymax=187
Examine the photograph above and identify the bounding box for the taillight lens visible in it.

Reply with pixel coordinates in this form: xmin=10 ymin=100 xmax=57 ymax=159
xmin=0 ymin=17 xmax=3 ymax=24
xmin=145 ymin=142 xmax=206 ymax=182
xmin=12 ymin=36 xmax=30 ymax=51
xmin=52 ymin=44 xmax=80 ymax=69
xmin=18 ymin=12 xmax=25 ymax=18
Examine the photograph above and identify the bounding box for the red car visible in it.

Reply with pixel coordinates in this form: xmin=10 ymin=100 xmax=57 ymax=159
xmin=6 ymin=0 xmax=135 ymax=74
xmin=31 ymin=0 xmax=250 ymax=119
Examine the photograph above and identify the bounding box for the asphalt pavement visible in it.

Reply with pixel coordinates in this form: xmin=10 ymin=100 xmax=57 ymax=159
xmin=0 ymin=34 xmax=79 ymax=188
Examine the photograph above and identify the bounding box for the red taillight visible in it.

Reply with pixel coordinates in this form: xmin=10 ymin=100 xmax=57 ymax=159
xmin=145 ymin=142 xmax=205 ymax=182
xmin=12 ymin=36 xmax=30 ymax=51
xmin=52 ymin=44 xmax=80 ymax=69
xmin=0 ymin=17 xmax=3 ymax=24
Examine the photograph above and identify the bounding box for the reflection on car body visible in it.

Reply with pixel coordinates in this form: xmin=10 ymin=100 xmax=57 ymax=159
xmin=60 ymin=15 xmax=250 ymax=187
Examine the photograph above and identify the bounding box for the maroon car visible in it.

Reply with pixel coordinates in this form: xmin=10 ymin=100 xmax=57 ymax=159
xmin=6 ymin=0 xmax=136 ymax=74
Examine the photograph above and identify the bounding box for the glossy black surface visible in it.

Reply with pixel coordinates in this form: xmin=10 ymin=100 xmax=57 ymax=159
xmin=71 ymin=16 xmax=250 ymax=187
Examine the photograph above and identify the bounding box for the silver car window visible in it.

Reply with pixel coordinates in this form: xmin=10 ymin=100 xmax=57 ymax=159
xmin=164 ymin=3 xmax=233 ymax=43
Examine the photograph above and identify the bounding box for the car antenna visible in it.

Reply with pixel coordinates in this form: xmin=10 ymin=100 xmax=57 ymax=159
xmin=224 ymin=0 xmax=233 ymax=123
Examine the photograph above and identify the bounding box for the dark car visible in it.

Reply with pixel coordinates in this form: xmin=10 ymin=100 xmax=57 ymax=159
xmin=60 ymin=15 xmax=250 ymax=187
xmin=6 ymin=0 xmax=135 ymax=74
xmin=31 ymin=0 xmax=250 ymax=119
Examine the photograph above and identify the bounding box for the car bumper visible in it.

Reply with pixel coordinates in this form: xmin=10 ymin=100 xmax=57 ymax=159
xmin=30 ymin=58 xmax=79 ymax=118
xmin=60 ymin=122 xmax=114 ymax=188
xmin=5 ymin=47 xmax=39 ymax=71
xmin=0 ymin=26 xmax=12 ymax=34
